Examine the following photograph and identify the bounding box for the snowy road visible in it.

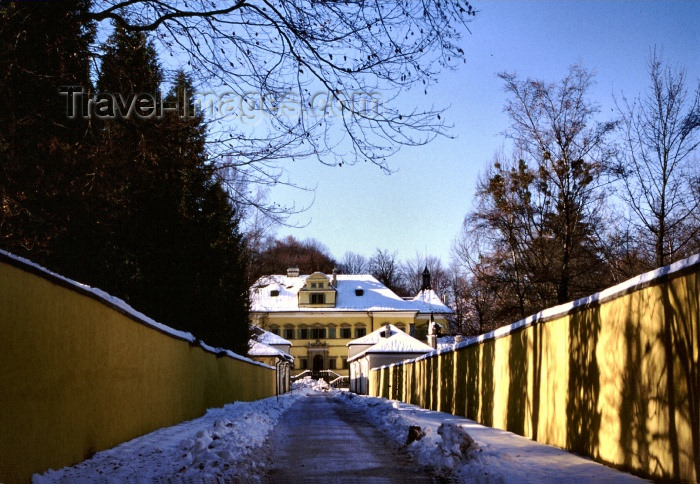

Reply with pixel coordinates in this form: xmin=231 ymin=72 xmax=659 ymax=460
xmin=35 ymin=378 xmax=648 ymax=482
xmin=264 ymin=392 xmax=438 ymax=482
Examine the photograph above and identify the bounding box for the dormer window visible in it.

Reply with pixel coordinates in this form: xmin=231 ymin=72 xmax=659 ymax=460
xmin=355 ymin=288 xmax=364 ymax=296
xmin=270 ymin=289 xmax=280 ymax=297
xmin=298 ymin=271 xmax=337 ymax=308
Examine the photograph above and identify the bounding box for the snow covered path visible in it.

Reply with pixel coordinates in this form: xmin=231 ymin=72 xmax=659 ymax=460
xmin=34 ymin=379 xmax=648 ymax=482
xmin=264 ymin=392 xmax=438 ymax=482
xmin=336 ymin=392 xmax=648 ymax=482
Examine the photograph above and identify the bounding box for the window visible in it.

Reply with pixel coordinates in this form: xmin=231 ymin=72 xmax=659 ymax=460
xmin=310 ymin=327 xmax=326 ymax=339
xmin=311 ymin=282 xmax=317 ymax=288
xmin=342 ymin=358 xmax=349 ymax=370
xmin=310 ymin=293 xmax=325 ymax=304
xmin=395 ymin=323 xmax=405 ymax=333
xmin=283 ymin=327 xmax=294 ymax=340
xmin=340 ymin=327 xmax=352 ymax=339
xmin=269 ymin=326 xmax=280 ymax=336
xmin=328 ymin=358 xmax=337 ymax=370
xmin=355 ymin=288 xmax=364 ymax=296
xmin=328 ymin=326 xmax=336 ymax=339
xmin=270 ymin=289 xmax=280 ymax=297
xmin=355 ymin=327 xmax=367 ymax=338
xmin=318 ymin=282 xmax=324 ymax=288
xmin=300 ymin=358 xmax=308 ymax=370
xmin=409 ymin=323 xmax=416 ymax=337
xmin=415 ymin=326 xmax=428 ymax=341
xmin=298 ymin=327 xmax=309 ymax=339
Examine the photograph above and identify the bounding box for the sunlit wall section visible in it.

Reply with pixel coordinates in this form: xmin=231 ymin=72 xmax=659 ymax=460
xmin=371 ymin=254 xmax=699 ymax=482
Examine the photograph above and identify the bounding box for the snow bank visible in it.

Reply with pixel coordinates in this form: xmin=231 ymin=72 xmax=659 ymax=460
xmin=335 ymin=392 xmax=646 ymax=482
xmin=32 ymin=381 xmax=646 ymax=483
xmin=33 ymin=391 xmax=309 ymax=483
xmin=292 ymin=376 xmax=332 ymax=392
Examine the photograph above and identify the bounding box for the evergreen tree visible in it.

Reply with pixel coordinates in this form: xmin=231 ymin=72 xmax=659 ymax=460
xmin=0 ymin=1 xmax=94 ymax=259
xmin=82 ymin=27 xmax=250 ymax=353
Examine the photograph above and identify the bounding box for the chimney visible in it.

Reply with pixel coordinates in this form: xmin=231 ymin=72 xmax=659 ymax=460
xmin=384 ymin=323 xmax=391 ymax=338
xmin=332 ymin=268 xmax=338 ymax=287
xmin=287 ymin=267 xmax=299 ymax=278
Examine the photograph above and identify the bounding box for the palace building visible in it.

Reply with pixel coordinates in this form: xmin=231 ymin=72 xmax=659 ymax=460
xmin=249 ymin=267 xmax=452 ymax=380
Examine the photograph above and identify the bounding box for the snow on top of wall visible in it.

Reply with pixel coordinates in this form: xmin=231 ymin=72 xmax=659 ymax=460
xmin=0 ymin=249 xmax=270 ymax=369
xmin=375 ymin=251 xmax=700 ymax=370
xmin=250 ymin=273 xmax=452 ymax=314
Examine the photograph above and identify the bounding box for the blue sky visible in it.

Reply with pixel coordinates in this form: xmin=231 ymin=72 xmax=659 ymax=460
xmin=270 ymin=1 xmax=700 ymax=265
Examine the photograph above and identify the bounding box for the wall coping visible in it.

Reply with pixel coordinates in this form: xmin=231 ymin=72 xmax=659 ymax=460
xmin=374 ymin=252 xmax=700 ymax=371
xmin=0 ymin=249 xmax=272 ymax=369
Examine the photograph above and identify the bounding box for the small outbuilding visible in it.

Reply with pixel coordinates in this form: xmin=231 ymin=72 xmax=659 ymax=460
xmin=254 ymin=328 xmax=293 ymax=356
xmin=347 ymin=324 xmax=434 ymax=395
xmin=248 ymin=330 xmax=294 ymax=395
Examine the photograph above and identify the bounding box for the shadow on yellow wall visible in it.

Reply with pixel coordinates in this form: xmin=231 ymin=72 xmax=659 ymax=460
xmin=0 ymin=253 xmax=276 ymax=483
xmin=371 ymin=255 xmax=699 ymax=482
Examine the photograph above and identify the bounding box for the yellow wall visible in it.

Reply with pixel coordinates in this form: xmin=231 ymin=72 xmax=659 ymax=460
xmin=0 ymin=255 xmax=276 ymax=483
xmin=371 ymin=259 xmax=700 ymax=482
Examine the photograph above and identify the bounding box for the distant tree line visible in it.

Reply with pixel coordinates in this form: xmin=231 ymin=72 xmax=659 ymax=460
xmin=247 ymin=235 xmax=450 ymax=300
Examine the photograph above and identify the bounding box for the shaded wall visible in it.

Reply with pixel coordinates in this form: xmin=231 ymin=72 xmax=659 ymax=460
xmin=371 ymin=255 xmax=699 ymax=482
xmin=0 ymin=253 xmax=276 ymax=483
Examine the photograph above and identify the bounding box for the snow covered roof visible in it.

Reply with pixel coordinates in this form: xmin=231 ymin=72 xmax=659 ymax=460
xmin=255 ymin=330 xmax=292 ymax=347
xmin=413 ymin=289 xmax=446 ymax=307
xmin=248 ymin=340 xmax=294 ymax=362
xmin=348 ymin=326 xmax=434 ymax=362
xmin=251 ymin=273 xmax=452 ymax=314
xmin=347 ymin=323 xmax=402 ymax=346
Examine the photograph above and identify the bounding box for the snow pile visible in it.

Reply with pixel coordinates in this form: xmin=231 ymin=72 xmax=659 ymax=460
xmin=33 ymin=392 xmax=307 ymax=483
xmin=292 ymin=376 xmax=331 ymax=392
xmin=336 ymin=392 xmax=476 ymax=475
xmin=436 ymin=422 xmax=481 ymax=470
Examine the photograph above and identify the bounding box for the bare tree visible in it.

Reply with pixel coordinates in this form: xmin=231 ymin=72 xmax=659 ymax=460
xmin=83 ymin=1 xmax=476 ymax=212
xmin=452 ymin=213 xmax=530 ymax=330
xmin=615 ymin=52 xmax=700 ymax=267
xmin=338 ymin=251 xmax=368 ymax=274
xmin=401 ymin=253 xmax=448 ymax=296
xmin=497 ymin=65 xmax=616 ymax=304
xmin=368 ymin=248 xmax=404 ymax=295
